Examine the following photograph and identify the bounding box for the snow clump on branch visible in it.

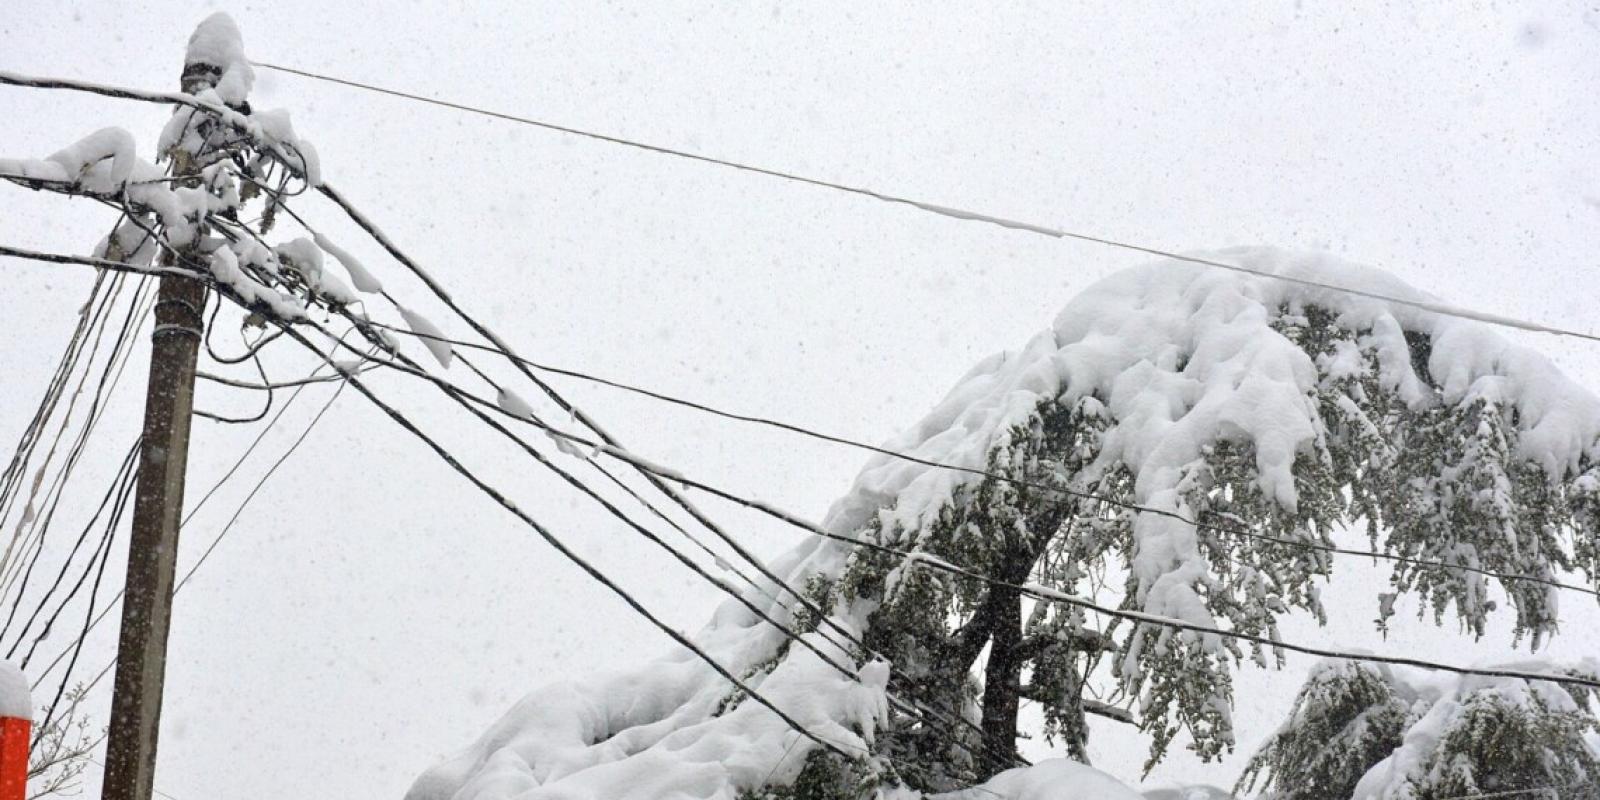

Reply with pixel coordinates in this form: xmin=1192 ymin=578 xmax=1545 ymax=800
xmin=410 ymin=248 xmax=1600 ymax=799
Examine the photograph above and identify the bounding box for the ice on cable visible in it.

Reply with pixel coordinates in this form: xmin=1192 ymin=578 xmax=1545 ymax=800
xmin=496 ymin=388 xmax=535 ymax=420
xmin=398 ymin=306 xmax=455 ymax=368
xmin=315 ymin=233 xmax=384 ymax=294
xmin=277 ymin=238 xmax=357 ymax=306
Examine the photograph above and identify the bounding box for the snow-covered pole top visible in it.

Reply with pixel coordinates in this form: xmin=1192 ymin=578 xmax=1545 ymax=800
xmin=183 ymin=12 xmax=253 ymax=105
xmin=0 ymin=661 xmax=27 ymax=720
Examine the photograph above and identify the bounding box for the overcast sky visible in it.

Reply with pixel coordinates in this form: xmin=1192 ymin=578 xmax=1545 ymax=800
xmin=3 ymin=2 xmax=1598 ymax=798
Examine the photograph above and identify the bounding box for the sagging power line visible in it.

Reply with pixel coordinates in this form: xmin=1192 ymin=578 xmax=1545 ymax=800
xmin=4 ymin=39 xmax=1599 ymax=799
xmin=9 ymin=66 xmax=1597 ymax=631
xmin=360 ymin=318 xmax=1600 ymax=602
xmin=246 ymin=61 xmax=1600 ymax=346
xmin=10 ymin=242 xmax=1600 ymax=698
xmin=8 ymin=65 xmax=1598 ymax=609
xmin=4 ymin=67 xmax=1599 ymax=348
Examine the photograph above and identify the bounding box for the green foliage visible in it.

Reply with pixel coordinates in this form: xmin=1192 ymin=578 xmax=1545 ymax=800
xmin=1236 ymin=661 xmax=1410 ymax=800
xmin=755 ymin=301 xmax=1600 ymax=796
xmin=1241 ymin=661 xmax=1600 ymax=800
xmin=736 ymin=750 xmax=885 ymax=800
xmin=1414 ymin=675 xmax=1600 ymax=800
xmin=1384 ymin=395 xmax=1571 ymax=646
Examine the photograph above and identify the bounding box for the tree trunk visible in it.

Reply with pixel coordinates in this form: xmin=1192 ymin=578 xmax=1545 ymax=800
xmin=979 ymin=581 xmax=1023 ymax=775
xmin=973 ymin=492 xmax=1078 ymax=776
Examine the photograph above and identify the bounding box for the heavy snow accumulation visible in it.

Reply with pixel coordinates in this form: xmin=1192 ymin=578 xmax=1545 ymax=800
xmin=0 ymin=13 xmax=353 ymax=329
xmin=409 ymin=248 xmax=1600 ymax=799
xmin=1350 ymin=662 xmax=1600 ymax=799
xmin=0 ymin=659 xmax=29 ymax=720
xmin=184 ymin=12 xmax=254 ymax=106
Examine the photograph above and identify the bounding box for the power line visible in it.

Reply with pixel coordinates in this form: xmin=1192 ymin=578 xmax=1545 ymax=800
xmin=184 ymin=180 xmax=1600 ymax=701
xmin=341 ymin=318 xmax=1028 ymax=768
xmin=3 ymin=69 xmax=897 ymax=786
xmin=145 ymin=60 xmax=1600 ymax=616
xmin=0 ymin=244 xmax=193 ymax=281
xmin=5 ymin=185 xmax=1012 ymax=766
xmin=14 ymin=239 xmax=1600 ymax=695
xmin=16 ymin=193 xmax=1026 ymax=765
xmin=270 ymin=322 xmax=864 ymax=763
xmin=71 ymin=350 xmax=359 ymax=701
xmin=1 ymin=275 xmax=151 ymax=633
xmin=5 ymin=67 xmax=1597 ymax=348
xmin=44 ymin=352 xmax=354 ymax=800
xmin=317 ymin=171 xmax=1600 ymax=761
xmin=28 ymin=328 xmax=362 ymax=689
xmin=0 ymin=69 xmax=311 ymax=182
xmin=5 ymin=225 xmax=899 ymax=764
xmin=9 ymin=62 xmax=1600 ymax=772
xmin=247 ymin=61 xmax=1600 ymax=346
xmin=0 ymin=272 xmax=106 ymax=543
xmin=174 ymin=363 xmax=350 ymax=595
xmin=315 ymin=182 xmax=1041 ymax=760
xmin=656 ymin=459 xmax=1600 ymax=691
xmin=362 ymin=319 xmax=1600 ymax=602
xmin=0 ymin=274 xmax=117 ymax=601
xmin=4 ymin=438 xmax=139 ymax=661
xmin=316 ymin=182 xmax=916 ymax=733
xmin=15 ymin=220 xmax=1600 ymax=791
xmin=297 ymin=305 xmax=1600 ymax=694
xmin=306 ymin=170 xmax=1600 ymax=695
xmin=10 ymin=221 xmax=1029 ymax=767
xmin=9 ymin=64 xmax=1598 ymax=608
xmin=30 ymin=437 xmax=135 ymax=744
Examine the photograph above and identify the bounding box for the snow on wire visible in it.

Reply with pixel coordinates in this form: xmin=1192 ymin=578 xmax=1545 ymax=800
xmin=5 ymin=66 xmax=1597 ymax=611
xmin=356 ymin=316 xmax=1600 ymax=603
xmin=10 ymin=239 xmax=1598 ymax=700
xmin=245 ymin=60 xmax=1600 ymax=345
xmin=9 ymin=67 xmax=1596 ymax=620
xmin=4 ymin=66 xmax=1600 ymax=345
xmin=10 ymin=42 xmax=1600 ymax=799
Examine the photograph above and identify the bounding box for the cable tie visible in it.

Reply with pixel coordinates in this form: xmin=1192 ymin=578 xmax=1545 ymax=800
xmin=151 ymin=323 xmax=201 ymax=341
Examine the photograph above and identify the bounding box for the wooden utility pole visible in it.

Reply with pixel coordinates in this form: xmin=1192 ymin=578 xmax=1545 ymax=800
xmin=100 ymin=47 xmax=219 ymax=800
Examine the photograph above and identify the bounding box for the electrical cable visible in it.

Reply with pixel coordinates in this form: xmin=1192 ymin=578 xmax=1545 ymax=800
xmin=364 ymin=319 xmax=1600 ymax=601
xmin=270 ymin=320 xmax=864 ymax=761
xmin=239 ymin=62 xmax=1600 ymax=346
xmin=15 ymin=238 xmax=1600 ymax=696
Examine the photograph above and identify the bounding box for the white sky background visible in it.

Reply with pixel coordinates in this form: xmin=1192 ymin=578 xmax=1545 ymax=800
xmin=2 ymin=1 xmax=1598 ymax=797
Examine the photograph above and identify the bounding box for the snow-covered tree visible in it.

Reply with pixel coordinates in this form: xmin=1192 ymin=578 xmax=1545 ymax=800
xmin=1240 ymin=658 xmax=1600 ymax=799
xmin=409 ymin=249 xmax=1600 ymax=799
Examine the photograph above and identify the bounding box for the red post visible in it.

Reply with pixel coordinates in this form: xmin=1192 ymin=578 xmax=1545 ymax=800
xmin=0 ymin=716 xmax=26 ymax=800
xmin=0 ymin=660 xmax=27 ymax=800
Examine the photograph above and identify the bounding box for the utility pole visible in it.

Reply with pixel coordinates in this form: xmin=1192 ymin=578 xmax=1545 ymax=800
xmin=100 ymin=42 xmax=218 ymax=800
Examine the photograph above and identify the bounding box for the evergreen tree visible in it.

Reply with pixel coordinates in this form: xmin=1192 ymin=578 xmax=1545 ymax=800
xmin=413 ymin=251 xmax=1600 ymax=800
xmin=1241 ymin=659 xmax=1600 ymax=800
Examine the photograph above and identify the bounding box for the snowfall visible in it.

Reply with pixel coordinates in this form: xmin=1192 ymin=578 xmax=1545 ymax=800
xmin=404 ymin=248 xmax=1600 ymax=800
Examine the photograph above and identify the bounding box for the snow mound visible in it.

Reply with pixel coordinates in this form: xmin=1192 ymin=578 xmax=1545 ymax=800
xmin=409 ymin=626 xmax=889 ymax=800
xmin=1141 ymin=788 xmax=1234 ymax=800
xmin=933 ymin=759 xmax=1145 ymax=799
xmin=0 ymin=660 xmax=29 ymax=720
xmin=410 ymin=248 xmax=1600 ymax=799
xmin=185 ymin=12 xmax=254 ymax=105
